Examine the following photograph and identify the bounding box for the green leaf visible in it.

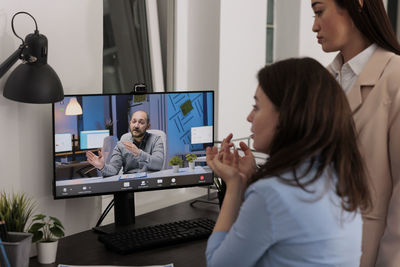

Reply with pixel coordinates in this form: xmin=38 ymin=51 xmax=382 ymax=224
xmin=49 ymin=216 xmax=64 ymax=229
xmin=32 ymin=231 xmax=43 ymax=243
xmin=53 ymin=221 xmax=65 ymax=230
xmin=32 ymin=214 xmax=46 ymax=221
xmin=28 ymin=223 xmax=45 ymax=233
xmin=50 ymin=226 xmax=65 ymax=238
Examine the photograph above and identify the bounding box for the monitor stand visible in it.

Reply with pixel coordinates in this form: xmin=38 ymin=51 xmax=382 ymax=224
xmin=92 ymin=191 xmax=136 ymax=234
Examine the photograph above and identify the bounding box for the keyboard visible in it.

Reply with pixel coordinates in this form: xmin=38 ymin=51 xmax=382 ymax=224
xmin=98 ymin=217 xmax=216 ymax=254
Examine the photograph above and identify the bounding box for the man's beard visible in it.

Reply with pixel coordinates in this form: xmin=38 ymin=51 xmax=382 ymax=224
xmin=131 ymin=128 xmax=145 ymax=138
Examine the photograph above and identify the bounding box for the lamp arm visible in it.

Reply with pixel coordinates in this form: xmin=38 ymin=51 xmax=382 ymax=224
xmin=0 ymin=45 xmax=24 ymax=79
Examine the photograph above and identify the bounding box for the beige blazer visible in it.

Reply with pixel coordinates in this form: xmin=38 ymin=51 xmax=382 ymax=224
xmin=334 ymin=47 xmax=400 ymax=267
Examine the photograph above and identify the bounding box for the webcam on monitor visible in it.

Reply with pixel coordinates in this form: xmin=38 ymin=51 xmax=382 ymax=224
xmin=133 ymin=83 xmax=146 ymax=93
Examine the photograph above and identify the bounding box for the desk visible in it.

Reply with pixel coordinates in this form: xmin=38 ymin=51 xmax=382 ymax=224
xmin=55 ymin=149 xmax=97 ymax=157
xmin=29 ymin=195 xmax=220 ymax=267
xmin=55 ymin=161 xmax=97 ymax=180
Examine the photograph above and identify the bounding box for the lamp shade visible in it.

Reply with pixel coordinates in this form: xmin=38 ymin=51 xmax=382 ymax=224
xmin=0 ymin=13 xmax=64 ymax=104
xmin=3 ymin=62 xmax=63 ymax=103
xmin=65 ymin=97 xmax=82 ymax=115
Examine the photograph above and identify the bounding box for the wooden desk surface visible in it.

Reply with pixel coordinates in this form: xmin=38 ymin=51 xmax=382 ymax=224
xmin=56 ymin=149 xmax=98 ymax=157
xmin=55 ymin=161 xmax=91 ymax=169
xmin=29 ymin=195 xmax=220 ymax=267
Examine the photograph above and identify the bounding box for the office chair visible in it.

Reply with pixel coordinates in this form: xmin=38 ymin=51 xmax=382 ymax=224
xmin=147 ymin=129 xmax=167 ymax=170
xmin=101 ymin=136 xmax=119 ymax=164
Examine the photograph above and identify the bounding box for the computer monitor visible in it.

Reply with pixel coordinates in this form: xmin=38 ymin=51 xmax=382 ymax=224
xmin=55 ymin=133 xmax=73 ymax=153
xmin=191 ymin=126 xmax=213 ymax=144
xmin=52 ymin=91 xmax=214 ymax=230
xmin=80 ymin=130 xmax=110 ymax=150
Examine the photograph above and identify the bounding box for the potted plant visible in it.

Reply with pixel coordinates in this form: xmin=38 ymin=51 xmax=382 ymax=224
xmin=28 ymin=214 xmax=65 ymax=264
xmin=0 ymin=191 xmax=35 ymax=267
xmin=185 ymin=153 xmax=197 ymax=171
xmin=0 ymin=191 xmax=36 ymax=232
xmin=169 ymin=156 xmax=183 ymax=173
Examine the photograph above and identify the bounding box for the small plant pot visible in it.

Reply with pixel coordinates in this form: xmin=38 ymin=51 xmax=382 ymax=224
xmin=37 ymin=240 xmax=58 ymax=264
xmin=1 ymin=232 xmax=32 ymax=267
xmin=172 ymin=165 xmax=179 ymax=173
xmin=188 ymin=161 xmax=195 ymax=171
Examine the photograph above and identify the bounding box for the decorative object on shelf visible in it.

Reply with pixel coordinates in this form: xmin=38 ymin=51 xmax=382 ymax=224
xmin=0 ymin=11 xmax=63 ymax=103
xmin=185 ymin=153 xmax=197 ymax=171
xmin=28 ymin=214 xmax=65 ymax=264
xmin=168 ymin=156 xmax=183 ymax=173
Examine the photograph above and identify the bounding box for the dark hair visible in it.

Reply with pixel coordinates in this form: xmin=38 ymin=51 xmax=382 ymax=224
xmin=335 ymin=0 xmax=400 ymax=54
xmin=130 ymin=110 xmax=150 ymax=124
xmin=249 ymin=57 xmax=371 ymax=212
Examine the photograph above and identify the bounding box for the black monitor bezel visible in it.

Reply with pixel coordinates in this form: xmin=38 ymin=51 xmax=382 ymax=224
xmin=52 ymin=90 xmax=215 ymax=200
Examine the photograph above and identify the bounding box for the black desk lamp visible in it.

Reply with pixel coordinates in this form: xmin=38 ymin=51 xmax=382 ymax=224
xmin=0 ymin=11 xmax=64 ymax=103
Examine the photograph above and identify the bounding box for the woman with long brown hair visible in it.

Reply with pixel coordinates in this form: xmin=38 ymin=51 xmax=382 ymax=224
xmin=205 ymin=57 xmax=370 ymax=267
xmin=311 ymin=0 xmax=400 ymax=265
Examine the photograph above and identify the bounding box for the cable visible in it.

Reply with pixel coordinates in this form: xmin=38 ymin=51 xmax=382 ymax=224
xmin=11 ymin=11 xmax=38 ymax=45
xmin=95 ymin=199 xmax=115 ymax=227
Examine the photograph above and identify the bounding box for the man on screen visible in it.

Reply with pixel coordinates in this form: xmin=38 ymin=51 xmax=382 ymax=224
xmin=86 ymin=110 xmax=164 ymax=177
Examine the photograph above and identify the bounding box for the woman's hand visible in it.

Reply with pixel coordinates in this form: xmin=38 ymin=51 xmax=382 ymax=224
xmin=218 ymin=133 xmax=234 ymax=161
xmin=206 ymin=135 xmax=257 ymax=233
xmin=207 ymin=146 xmax=244 ymax=186
xmin=207 ymin=146 xmax=250 ymax=190
xmin=210 ymin=134 xmax=257 ymax=184
xmin=237 ymin=141 xmax=257 ymax=180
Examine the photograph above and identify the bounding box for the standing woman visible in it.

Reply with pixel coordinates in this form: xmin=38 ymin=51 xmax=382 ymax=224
xmin=311 ymin=0 xmax=400 ymax=266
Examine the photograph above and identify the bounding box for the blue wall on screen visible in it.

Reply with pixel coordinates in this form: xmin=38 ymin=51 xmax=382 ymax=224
xmin=82 ymin=96 xmax=107 ymax=130
xmin=167 ymin=92 xmax=213 ymax=158
xmin=54 ymin=97 xmax=78 ymax=135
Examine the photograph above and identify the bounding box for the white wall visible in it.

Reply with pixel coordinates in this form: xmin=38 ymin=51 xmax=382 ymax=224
xmin=174 ymin=0 xmax=220 ymax=92
xmin=217 ymin=0 xmax=267 ymax=140
xmin=275 ymin=0 xmax=301 ymax=61
xmin=0 ymin=0 xmax=103 ymax=236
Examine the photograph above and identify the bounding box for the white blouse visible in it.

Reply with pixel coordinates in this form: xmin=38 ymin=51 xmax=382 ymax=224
xmin=328 ymin=44 xmax=377 ymax=92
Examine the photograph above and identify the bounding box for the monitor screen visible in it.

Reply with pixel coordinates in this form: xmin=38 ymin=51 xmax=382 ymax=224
xmin=52 ymin=91 xmax=214 ymax=200
xmin=80 ymin=130 xmax=110 ymax=150
xmin=55 ymin=133 xmax=73 ymax=153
